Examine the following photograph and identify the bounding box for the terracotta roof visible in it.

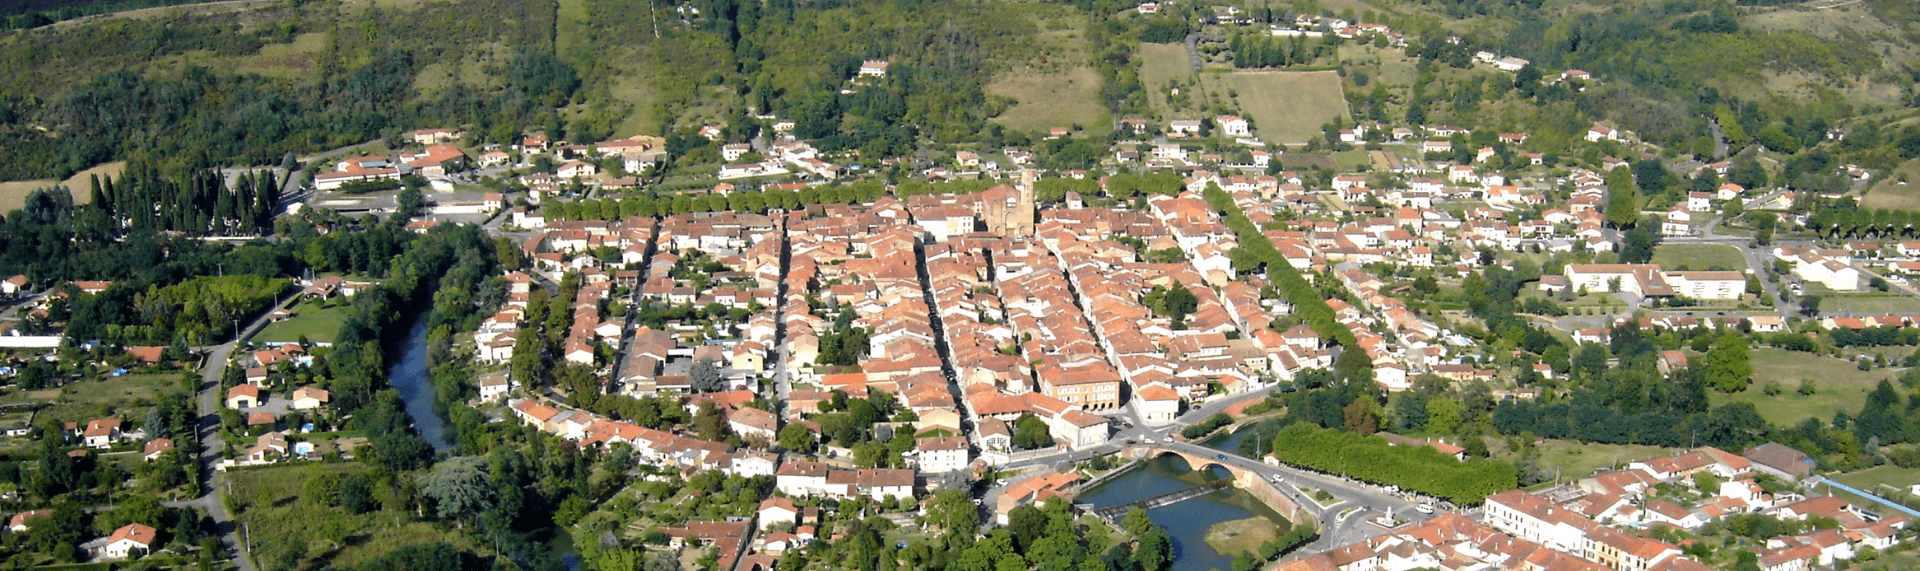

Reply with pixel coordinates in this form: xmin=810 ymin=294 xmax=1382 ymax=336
xmin=107 ymin=523 xmax=157 ymax=547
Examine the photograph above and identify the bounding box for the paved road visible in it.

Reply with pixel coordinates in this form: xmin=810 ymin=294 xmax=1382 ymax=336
xmin=1154 ymin=439 xmax=1436 ymax=551
xmin=989 ymin=380 xmax=1434 ymax=550
xmin=174 ymin=294 xmax=294 ymax=571
xmin=1664 ymin=226 xmax=1813 ymax=320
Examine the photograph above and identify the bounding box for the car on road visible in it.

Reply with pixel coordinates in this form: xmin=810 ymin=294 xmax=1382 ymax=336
xmin=1416 ymin=504 xmax=1434 ymax=514
xmin=1215 ymin=454 xmax=1227 ymax=461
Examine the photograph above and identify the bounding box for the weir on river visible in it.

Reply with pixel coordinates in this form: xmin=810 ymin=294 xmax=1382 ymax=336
xmin=1091 ymin=483 xmax=1230 ymax=520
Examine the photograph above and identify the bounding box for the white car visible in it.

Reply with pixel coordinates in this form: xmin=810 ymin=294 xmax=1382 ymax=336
xmin=1416 ymin=503 xmax=1435 ymax=514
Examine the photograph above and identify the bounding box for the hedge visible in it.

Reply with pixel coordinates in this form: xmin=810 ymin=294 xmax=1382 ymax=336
xmin=1266 ymin=423 xmax=1515 ymax=506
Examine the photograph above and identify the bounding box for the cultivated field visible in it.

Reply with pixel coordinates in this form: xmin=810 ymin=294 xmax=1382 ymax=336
xmin=1650 ymin=243 xmax=1748 ymax=272
xmin=989 ymin=66 xmax=1109 ymax=133
xmin=0 ymin=161 xmax=119 ymax=213
xmin=1227 ymin=71 xmax=1347 ymax=144
xmin=1711 ymin=348 xmax=1894 ymax=426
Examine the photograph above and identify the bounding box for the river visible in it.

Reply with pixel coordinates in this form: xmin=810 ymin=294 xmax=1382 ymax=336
xmin=1076 ymin=454 xmax=1290 ymax=571
xmin=386 ymin=314 xmax=453 ymax=452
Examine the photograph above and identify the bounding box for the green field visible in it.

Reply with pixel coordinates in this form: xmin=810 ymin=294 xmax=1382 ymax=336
xmin=1816 ymin=294 xmax=1920 ymax=314
xmin=42 ymin=373 xmax=180 ymax=426
xmin=1139 ymin=41 xmax=1193 ymax=120
xmin=229 ymin=463 xmax=488 ymax=570
xmin=255 ymin=298 xmax=351 ymax=344
xmin=988 ymin=66 xmax=1109 ymax=133
xmin=1831 ymin=464 xmax=1920 ymax=494
xmin=1651 ymin=243 xmax=1748 ymax=272
xmin=1227 ymin=71 xmax=1348 ymax=144
xmin=1710 ymin=348 xmax=1894 ymax=426
xmin=1861 ymin=158 xmax=1920 ymax=210
xmin=1498 ymin=439 xmax=1671 ymax=481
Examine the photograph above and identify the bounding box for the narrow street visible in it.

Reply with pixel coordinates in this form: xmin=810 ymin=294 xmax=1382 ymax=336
xmin=171 ymin=293 xmax=296 ymax=571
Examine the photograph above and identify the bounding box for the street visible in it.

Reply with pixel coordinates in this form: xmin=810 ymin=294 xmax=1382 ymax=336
xmin=165 ymin=292 xmax=296 ymax=571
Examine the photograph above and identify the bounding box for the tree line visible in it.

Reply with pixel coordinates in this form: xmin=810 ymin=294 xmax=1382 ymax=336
xmin=1202 ymin=185 xmax=1357 ymax=347
xmin=1266 ymin=422 xmax=1517 ymax=506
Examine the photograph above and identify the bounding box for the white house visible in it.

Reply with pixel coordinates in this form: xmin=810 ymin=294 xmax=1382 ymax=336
xmin=1216 ymin=115 xmax=1251 ymax=137
xmin=96 ymin=523 xmax=157 ymax=560
xmin=757 ymin=497 xmax=799 ymax=531
xmin=1586 ymin=123 xmax=1620 ymax=143
xmin=916 ymin=437 xmax=970 ymax=473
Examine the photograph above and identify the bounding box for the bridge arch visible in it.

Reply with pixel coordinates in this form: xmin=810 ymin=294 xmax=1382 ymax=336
xmin=1147 ymin=448 xmax=1237 ymax=479
xmin=1118 ymin=445 xmax=1318 ymax=528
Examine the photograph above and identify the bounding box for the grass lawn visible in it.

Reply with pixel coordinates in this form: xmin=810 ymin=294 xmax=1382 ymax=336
xmin=255 ymin=298 xmax=352 ymax=344
xmin=1816 ymin=294 xmax=1920 ymax=314
xmin=1710 ymin=348 xmax=1894 ymax=426
xmin=1139 ymin=42 xmax=1193 ymax=103
xmin=988 ymin=66 xmax=1109 ymax=133
xmin=42 ymin=373 xmax=181 ymax=425
xmin=229 ymin=463 xmax=488 ymax=570
xmin=1204 ymin=516 xmax=1279 ymax=555
xmin=1228 ymin=71 xmax=1347 ymax=144
xmin=1331 ymin=149 xmax=1371 ymax=170
xmin=1861 ymin=158 xmax=1920 ymax=210
xmin=1499 ymin=439 xmax=1672 ymax=481
xmin=1651 ymin=243 xmax=1748 ymax=272
xmin=1831 ymin=464 xmax=1920 ymax=494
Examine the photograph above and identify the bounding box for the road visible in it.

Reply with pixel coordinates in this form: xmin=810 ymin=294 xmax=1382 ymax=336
xmin=986 ymin=382 xmax=1431 ymax=550
xmin=168 ymin=293 xmax=295 ymax=571
xmin=1154 ymin=439 xmax=1437 ymax=551
xmin=1550 ymin=223 xmax=1815 ymax=332
xmin=1663 ymin=222 xmax=1811 ymax=320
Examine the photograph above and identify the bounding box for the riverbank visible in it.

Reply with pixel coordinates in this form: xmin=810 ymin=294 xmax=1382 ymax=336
xmin=1076 ymin=455 xmax=1291 ymax=571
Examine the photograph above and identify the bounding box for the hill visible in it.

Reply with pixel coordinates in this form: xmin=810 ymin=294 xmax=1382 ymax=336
xmin=0 ymin=0 xmax=1100 ymax=179
xmin=3 ymin=0 xmax=1919 ymax=187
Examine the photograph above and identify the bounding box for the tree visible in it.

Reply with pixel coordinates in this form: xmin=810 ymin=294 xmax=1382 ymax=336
xmin=1619 ymin=224 xmax=1660 ymax=264
xmin=924 ymin=489 xmax=979 ymax=533
xmin=690 ymin=357 xmax=724 ymax=393
xmin=421 ymin=456 xmax=496 ymax=527
xmin=1799 ymin=295 xmax=1822 ymax=318
xmin=1633 ymin=159 xmax=1669 ymax=195
xmin=1134 ymin=527 xmax=1172 ymax=571
xmin=1605 ymin=168 xmax=1640 ymax=228
xmin=1703 ymin=334 xmax=1753 ymax=393
xmin=777 ymin=423 xmax=816 ymax=454
xmin=1012 ymin=413 xmax=1052 ymax=450
xmin=693 ymin=401 xmax=731 ymax=442
xmin=339 ymin=474 xmax=377 ymax=514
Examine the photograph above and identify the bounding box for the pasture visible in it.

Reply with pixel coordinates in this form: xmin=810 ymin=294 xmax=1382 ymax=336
xmin=1227 ymin=71 xmax=1347 ymax=144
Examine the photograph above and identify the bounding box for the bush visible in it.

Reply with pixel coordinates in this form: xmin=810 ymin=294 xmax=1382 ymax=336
xmin=1181 ymin=413 xmax=1234 ymax=439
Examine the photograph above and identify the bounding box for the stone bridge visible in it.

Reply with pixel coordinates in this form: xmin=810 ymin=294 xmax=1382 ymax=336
xmin=1117 ymin=445 xmax=1318 ymax=528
